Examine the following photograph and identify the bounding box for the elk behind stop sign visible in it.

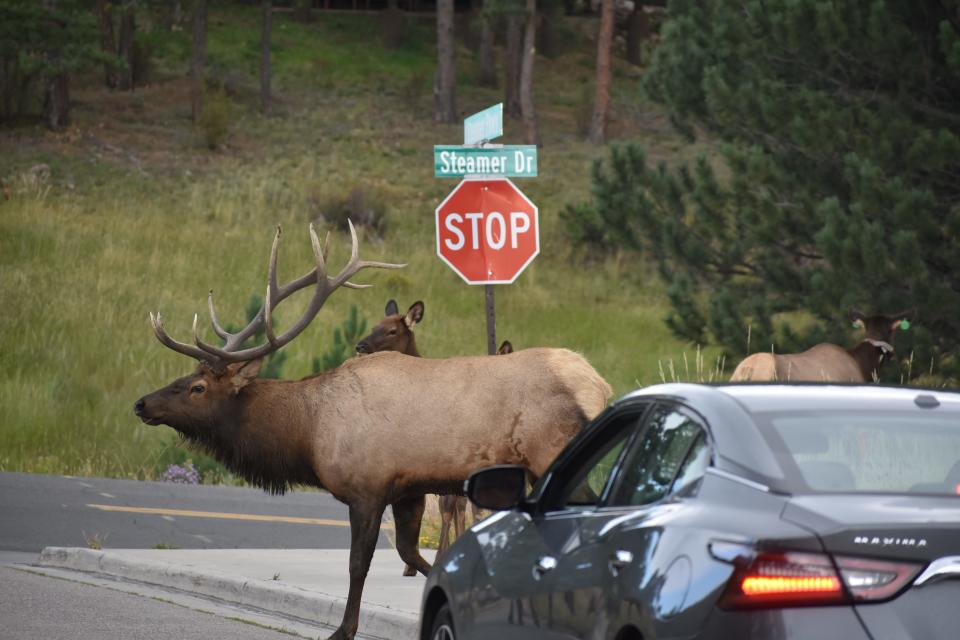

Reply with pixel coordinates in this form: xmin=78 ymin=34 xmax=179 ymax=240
xmin=435 ymin=178 xmax=539 ymax=285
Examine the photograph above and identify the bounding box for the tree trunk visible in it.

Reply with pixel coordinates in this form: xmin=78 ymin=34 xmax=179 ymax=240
xmin=625 ymin=3 xmax=648 ymax=67
xmin=43 ymin=73 xmax=70 ymax=130
xmin=588 ymin=0 xmax=615 ymax=144
xmin=96 ymin=0 xmax=118 ymax=89
xmin=1 ymin=57 xmax=11 ymax=120
xmin=191 ymin=0 xmax=207 ymax=124
xmin=172 ymin=1 xmax=182 ymax=28
xmin=434 ymin=0 xmax=457 ymax=124
xmin=118 ymin=7 xmax=136 ymax=90
xmin=260 ymin=0 xmax=272 ymax=115
xmin=478 ymin=6 xmax=496 ymax=88
xmin=504 ymin=15 xmax=522 ymax=119
xmin=520 ymin=0 xmax=538 ymax=145
xmin=295 ymin=0 xmax=312 ymax=23
xmin=42 ymin=0 xmax=69 ymax=130
xmin=382 ymin=0 xmax=405 ymax=49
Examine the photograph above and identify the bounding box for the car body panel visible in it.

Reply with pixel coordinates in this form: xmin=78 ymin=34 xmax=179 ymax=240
xmin=856 ymin=581 xmax=960 ymax=640
xmin=783 ymin=494 xmax=960 ymax=562
xmin=419 ymin=384 xmax=960 ymax=640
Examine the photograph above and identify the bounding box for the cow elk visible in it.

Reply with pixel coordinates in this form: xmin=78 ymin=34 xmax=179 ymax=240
xmin=356 ymin=301 xmax=512 ymax=575
xmin=355 ymin=299 xmax=423 ymax=357
xmin=134 ymin=223 xmax=612 ymax=640
xmin=730 ymin=309 xmax=915 ymax=382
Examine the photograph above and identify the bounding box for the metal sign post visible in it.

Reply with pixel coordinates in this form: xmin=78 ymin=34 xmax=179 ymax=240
xmin=433 ymin=103 xmax=539 ymax=355
xmin=485 ymin=284 xmax=496 ymax=356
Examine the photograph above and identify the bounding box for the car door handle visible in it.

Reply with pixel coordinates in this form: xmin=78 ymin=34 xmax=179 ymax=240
xmin=533 ymin=555 xmax=558 ymax=577
xmin=608 ymin=550 xmax=634 ymax=576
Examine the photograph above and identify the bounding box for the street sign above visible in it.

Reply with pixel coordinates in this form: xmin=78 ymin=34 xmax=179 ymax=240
xmin=434 ymin=145 xmax=537 ymax=178
xmin=435 ymin=178 xmax=539 ymax=285
xmin=463 ymin=103 xmax=503 ymax=145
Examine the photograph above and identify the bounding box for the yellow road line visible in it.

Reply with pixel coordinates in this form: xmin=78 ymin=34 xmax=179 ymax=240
xmin=86 ymin=503 xmax=394 ymax=529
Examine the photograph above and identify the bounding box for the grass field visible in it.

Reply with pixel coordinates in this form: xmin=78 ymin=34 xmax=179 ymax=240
xmin=0 ymin=9 xmax=718 ymax=482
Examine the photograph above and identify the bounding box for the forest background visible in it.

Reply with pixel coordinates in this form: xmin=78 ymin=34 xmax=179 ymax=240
xmin=1 ymin=0 xmax=956 ymax=485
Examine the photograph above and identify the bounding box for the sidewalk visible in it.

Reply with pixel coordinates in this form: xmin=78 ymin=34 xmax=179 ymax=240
xmin=34 ymin=547 xmax=435 ymax=640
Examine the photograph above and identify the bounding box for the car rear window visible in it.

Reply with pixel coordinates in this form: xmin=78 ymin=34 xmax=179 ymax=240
xmin=757 ymin=411 xmax=960 ymax=496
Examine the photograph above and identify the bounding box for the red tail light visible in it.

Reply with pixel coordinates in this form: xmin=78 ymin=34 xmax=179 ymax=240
xmin=719 ymin=551 xmax=845 ymax=608
xmin=712 ymin=542 xmax=922 ymax=609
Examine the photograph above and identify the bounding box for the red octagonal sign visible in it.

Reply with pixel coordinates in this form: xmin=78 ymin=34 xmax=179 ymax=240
xmin=435 ymin=178 xmax=539 ymax=285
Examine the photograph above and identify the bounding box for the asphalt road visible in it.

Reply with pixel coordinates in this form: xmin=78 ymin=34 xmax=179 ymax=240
xmin=0 ymin=566 xmax=302 ymax=640
xmin=0 ymin=472 xmax=393 ymax=552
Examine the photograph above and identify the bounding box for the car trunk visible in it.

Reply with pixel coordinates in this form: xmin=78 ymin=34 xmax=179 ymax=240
xmin=783 ymin=494 xmax=960 ymax=639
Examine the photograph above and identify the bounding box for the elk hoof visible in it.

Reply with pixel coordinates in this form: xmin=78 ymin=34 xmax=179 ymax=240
xmin=402 ymin=564 xmax=417 ymax=577
xmin=326 ymin=627 xmax=352 ymax=640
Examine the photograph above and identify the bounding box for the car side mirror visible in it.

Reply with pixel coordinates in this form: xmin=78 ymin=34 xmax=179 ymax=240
xmin=465 ymin=465 xmax=527 ymax=511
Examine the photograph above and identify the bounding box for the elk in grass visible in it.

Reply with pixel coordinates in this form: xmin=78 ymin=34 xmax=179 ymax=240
xmin=730 ymin=309 xmax=915 ymax=382
xmin=133 ymin=223 xmax=612 ymax=640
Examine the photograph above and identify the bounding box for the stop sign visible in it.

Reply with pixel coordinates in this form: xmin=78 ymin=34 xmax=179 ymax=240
xmin=435 ymin=178 xmax=539 ymax=284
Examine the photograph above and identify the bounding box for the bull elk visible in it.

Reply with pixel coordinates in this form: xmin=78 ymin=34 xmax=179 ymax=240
xmin=730 ymin=309 xmax=915 ymax=382
xmin=356 ymin=301 xmax=512 ymax=575
xmin=133 ymin=223 xmax=612 ymax=640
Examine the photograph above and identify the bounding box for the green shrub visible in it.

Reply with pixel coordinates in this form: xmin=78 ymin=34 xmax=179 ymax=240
xmin=198 ymin=87 xmax=231 ymax=150
xmin=312 ymin=305 xmax=367 ymax=373
xmin=310 ymin=186 xmax=388 ymax=238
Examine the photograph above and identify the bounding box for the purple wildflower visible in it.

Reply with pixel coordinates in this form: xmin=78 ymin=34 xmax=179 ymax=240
xmin=161 ymin=462 xmax=201 ymax=485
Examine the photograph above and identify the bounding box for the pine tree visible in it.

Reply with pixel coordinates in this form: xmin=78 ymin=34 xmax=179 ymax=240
xmin=567 ymin=0 xmax=960 ymax=381
xmin=312 ymin=305 xmax=368 ymax=373
xmin=0 ymin=0 xmax=114 ymax=127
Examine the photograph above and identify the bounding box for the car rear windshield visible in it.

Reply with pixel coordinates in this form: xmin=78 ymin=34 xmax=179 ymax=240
xmin=756 ymin=411 xmax=960 ymax=496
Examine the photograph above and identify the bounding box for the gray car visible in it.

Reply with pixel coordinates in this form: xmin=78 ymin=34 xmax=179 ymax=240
xmin=419 ymin=383 xmax=960 ymax=640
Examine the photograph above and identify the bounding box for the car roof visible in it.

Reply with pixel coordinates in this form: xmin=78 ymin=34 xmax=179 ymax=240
xmin=613 ymin=383 xmax=960 ymax=492
xmin=617 ymin=382 xmax=960 ymax=416
xmin=715 ymin=383 xmax=960 ymax=413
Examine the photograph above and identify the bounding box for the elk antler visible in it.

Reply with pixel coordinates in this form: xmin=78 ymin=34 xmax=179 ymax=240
xmin=149 ymin=221 xmax=405 ymax=368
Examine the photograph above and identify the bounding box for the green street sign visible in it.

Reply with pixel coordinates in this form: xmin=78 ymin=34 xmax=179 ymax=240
xmin=434 ymin=145 xmax=538 ymax=178
xmin=463 ymin=103 xmax=503 ymax=145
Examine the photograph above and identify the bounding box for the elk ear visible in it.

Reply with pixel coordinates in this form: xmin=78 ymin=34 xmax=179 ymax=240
xmin=225 ymin=359 xmax=263 ymax=394
xmin=848 ymin=308 xmax=865 ymax=329
xmin=385 ymin=299 xmax=399 ymax=317
xmin=498 ymin=340 xmax=514 ymax=355
xmin=404 ymin=301 xmax=424 ymax=328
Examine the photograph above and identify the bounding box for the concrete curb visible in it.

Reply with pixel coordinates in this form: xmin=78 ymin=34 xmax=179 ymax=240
xmin=38 ymin=547 xmax=418 ymax=640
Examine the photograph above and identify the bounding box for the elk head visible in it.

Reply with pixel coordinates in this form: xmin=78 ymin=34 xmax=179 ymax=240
xmin=134 ymin=221 xmax=404 ymax=442
xmin=848 ymin=308 xmax=916 ymax=357
xmin=134 ymin=360 xmax=262 ymax=440
xmin=355 ymin=299 xmax=424 ymax=356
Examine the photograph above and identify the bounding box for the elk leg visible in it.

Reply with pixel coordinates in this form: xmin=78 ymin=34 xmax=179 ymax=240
xmin=391 ymin=495 xmax=431 ymax=577
xmin=327 ymin=501 xmax=385 ymax=640
xmin=391 ymin=496 xmax=426 ymax=578
xmin=437 ymin=494 xmax=453 ymax=557
xmin=453 ymin=496 xmax=466 ymax=539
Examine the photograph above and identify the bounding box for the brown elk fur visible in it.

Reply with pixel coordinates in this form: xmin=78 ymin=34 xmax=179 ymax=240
xmin=355 ymin=299 xmax=423 ymax=357
xmin=357 ymin=302 xmax=521 ymax=573
xmin=137 ymin=348 xmax=610 ymax=639
xmin=730 ymin=309 xmax=915 ymax=382
xmin=136 ymin=227 xmax=610 ymax=639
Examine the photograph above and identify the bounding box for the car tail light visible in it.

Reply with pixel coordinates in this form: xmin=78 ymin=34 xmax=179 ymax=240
xmin=713 ymin=543 xmax=922 ymax=609
xmin=719 ymin=551 xmax=845 ymax=608
xmin=834 ymin=556 xmax=921 ymax=601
